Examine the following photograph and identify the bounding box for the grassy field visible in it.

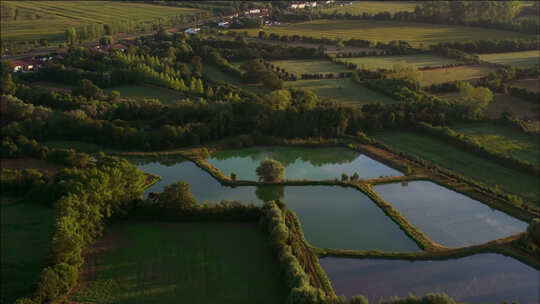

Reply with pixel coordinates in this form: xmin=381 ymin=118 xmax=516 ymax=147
xmin=1 ymin=198 xmax=56 ymax=303
xmin=242 ymin=20 xmax=535 ymax=47
xmin=372 ymin=131 xmax=540 ymax=204
xmin=319 ymin=1 xmax=418 ymax=15
xmin=286 ymin=78 xmax=395 ymax=105
xmin=510 ymin=78 xmax=540 ymax=93
xmin=71 ymin=221 xmax=287 ymax=304
xmin=203 ymin=65 xmax=268 ymax=94
xmin=420 ymin=65 xmax=495 ymax=87
xmin=103 ymin=85 xmax=182 ymax=104
xmin=479 ymin=51 xmax=540 ymax=68
xmin=450 ymin=122 xmax=540 ymax=164
xmin=1 ymin=1 xmax=199 ymax=43
xmin=340 ymin=54 xmax=461 ymax=71
xmin=269 ymin=59 xmax=349 ymax=75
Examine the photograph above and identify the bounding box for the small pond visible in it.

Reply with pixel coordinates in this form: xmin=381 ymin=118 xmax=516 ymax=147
xmin=129 ymin=155 xmax=418 ymax=251
xmin=206 ymin=146 xmax=403 ymax=181
xmin=320 ymin=253 xmax=539 ymax=303
xmin=373 ymin=181 xmax=528 ymax=247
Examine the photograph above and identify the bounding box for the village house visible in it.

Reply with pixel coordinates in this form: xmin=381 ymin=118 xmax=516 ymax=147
xmin=11 ymin=59 xmax=42 ymax=72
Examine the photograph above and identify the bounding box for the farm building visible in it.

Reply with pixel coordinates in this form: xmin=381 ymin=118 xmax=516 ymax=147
xmin=11 ymin=59 xmax=42 ymax=72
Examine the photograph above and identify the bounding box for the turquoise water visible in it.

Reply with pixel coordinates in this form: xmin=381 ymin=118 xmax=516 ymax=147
xmin=320 ymin=253 xmax=539 ymax=303
xmin=373 ymin=181 xmax=528 ymax=247
xmin=206 ymin=146 xmax=403 ymax=181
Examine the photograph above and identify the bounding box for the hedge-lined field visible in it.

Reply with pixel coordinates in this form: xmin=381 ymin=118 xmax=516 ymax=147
xmin=479 ymin=51 xmax=540 ymax=68
xmin=269 ymin=59 xmax=349 ymax=75
xmin=450 ymin=122 xmax=540 ymax=164
xmin=203 ymin=65 xmax=268 ymax=94
xmin=286 ymin=78 xmax=395 ymax=105
xmin=1 ymin=1 xmax=199 ymax=42
xmin=319 ymin=1 xmax=418 ymax=15
xmin=420 ymin=65 xmax=495 ymax=87
xmin=244 ymin=20 xmax=535 ymax=47
xmin=1 ymin=199 xmax=55 ymax=303
xmin=340 ymin=54 xmax=461 ymax=71
xmin=510 ymin=78 xmax=540 ymax=93
xmin=71 ymin=221 xmax=287 ymax=304
xmin=372 ymin=130 xmax=540 ymax=204
xmin=103 ymin=85 xmax=182 ymax=104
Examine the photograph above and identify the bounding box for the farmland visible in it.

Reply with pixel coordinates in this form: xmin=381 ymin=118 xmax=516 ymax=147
xmin=71 ymin=221 xmax=287 ymax=304
xmin=286 ymin=78 xmax=395 ymax=105
xmin=340 ymin=54 xmax=461 ymax=71
xmin=420 ymin=65 xmax=495 ymax=87
xmin=1 ymin=1 xmax=200 ymax=43
xmin=372 ymin=130 xmax=540 ymax=204
xmin=244 ymin=20 xmax=535 ymax=47
xmin=1 ymin=199 xmax=56 ymax=304
xmin=319 ymin=1 xmax=418 ymax=15
xmin=510 ymin=78 xmax=540 ymax=93
xmin=269 ymin=59 xmax=349 ymax=75
xmin=103 ymin=85 xmax=182 ymax=104
xmin=203 ymin=65 xmax=268 ymax=94
xmin=450 ymin=122 xmax=540 ymax=164
xmin=479 ymin=50 xmax=540 ymax=68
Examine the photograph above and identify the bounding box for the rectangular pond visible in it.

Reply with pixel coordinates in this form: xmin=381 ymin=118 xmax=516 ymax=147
xmin=206 ymin=146 xmax=403 ymax=181
xmin=373 ymin=181 xmax=528 ymax=247
xmin=129 ymin=155 xmax=418 ymax=252
xmin=320 ymin=254 xmax=539 ymax=303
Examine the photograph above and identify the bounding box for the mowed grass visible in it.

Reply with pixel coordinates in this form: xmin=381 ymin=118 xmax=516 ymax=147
xmin=420 ymin=65 xmax=495 ymax=87
xmin=269 ymin=59 xmax=349 ymax=75
xmin=71 ymin=221 xmax=287 ymax=304
xmin=479 ymin=51 xmax=540 ymax=68
xmin=286 ymin=78 xmax=395 ymax=105
xmin=203 ymin=65 xmax=269 ymax=94
xmin=341 ymin=54 xmax=461 ymax=71
xmin=319 ymin=1 xmax=418 ymax=15
xmin=103 ymin=85 xmax=182 ymax=104
xmin=1 ymin=199 xmax=56 ymax=303
xmin=243 ymin=20 xmax=535 ymax=47
xmin=450 ymin=122 xmax=540 ymax=164
xmin=510 ymin=78 xmax=540 ymax=93
xmin=1 ymin=1 xmax=200 ymax=43
xmin=372 ymin=131 xmax=540 ymax=204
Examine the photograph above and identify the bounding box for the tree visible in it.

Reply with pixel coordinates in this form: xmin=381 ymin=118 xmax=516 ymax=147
xmin=230 ymin=172 xmax=236 ymax=181
xmin=65 ymin=27 xmax=77 ymax=45
xmin=99 ymin=36 xmax=113 ymax=46
xmin=1 ymin=61 xmax=16 ymax=95
xmin=265 ymin=89 xmax=291 ymax=110
xmin=350 ymin=295 xmax=369 ymax=304
xmin=72 ymin=79 xmax=102 ymax=99
xmin=456 ymin=81 xmax=493 ymax=118
xmin=156 ymin=181 xmax=197 ymax=209
xmin=191 ymin=56 xmax=203 ymax=77
xmin=256 ymin=159 xmax=285 ymax=182
xmin=336 ymin=39 xmax=345 ymax=50
xmin=389 ymin=61 xmax=422 ymax=85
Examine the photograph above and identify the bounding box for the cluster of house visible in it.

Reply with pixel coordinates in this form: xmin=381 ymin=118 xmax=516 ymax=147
xmin=290 ymin=1 xmax=336 ymax=9
xmin=94 ymin=43 xmax=127 ymax=53
xmin=11 ymin=55 xmax=53 ymax=72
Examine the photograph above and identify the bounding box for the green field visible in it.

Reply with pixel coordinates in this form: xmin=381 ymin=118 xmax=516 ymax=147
xmin=286 ymin=78 xmax=395 ymax=105
xmin=269 ymin=59 xmax=349 ymax=75
xmin=103 ymin=85 xmax=182 ymax=104
xmin=420 ymin=65 xmax=495 ymax=87
xmin=203 ymin=65 xmax=268 ymax=94
xmin=320 ymin=1 xmax=418 ymax=15
xmin=1 ymin=198 xmax=56 ymax=303
xmin=242 ymin=20 xmax=535 ymax=47
xmin=450 ymin=122 xmax=540 ymax=164
xmin=510 ymin=78 xmax=540 ymax=93
xmin=372 ymin=130 xmax=540 ymax=205
xmin=1 ymin=1 xmax=199 ymax=43
xmin=479 ymin=51 xmax=540 ymax=68
xmin=340 ymin=54 xmax=461 ymax=71
xmin=71 ymin=221 xmax=287 ymax=304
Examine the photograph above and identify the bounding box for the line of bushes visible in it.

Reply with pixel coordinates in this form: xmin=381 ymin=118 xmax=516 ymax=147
xmin=429 ymin=46 xmax=481 ymax=64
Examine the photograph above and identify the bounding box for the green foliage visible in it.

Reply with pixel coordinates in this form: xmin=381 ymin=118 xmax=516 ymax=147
xmin=349 ymin=295 xmax=369 ymax=304
xmin=379 ymin=293 xmax=455 ymax=304
xmin=151 ymin=181 xmax=198 ymax=210
xmin=72 ymin=79 xmax=102 ymax=100
xmin=256 ymin=159 xmax=285 ymax=182
xmin=65 ymin=27 xmax=77 ymax=45
xmin=455 ymin=82 xmax=493 ymax=118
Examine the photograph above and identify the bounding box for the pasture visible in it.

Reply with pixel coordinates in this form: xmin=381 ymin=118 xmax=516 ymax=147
xmin=479 ymin=50 xmax=540 ymax=68
xmin=1 ymin=1 xmax=199 ymax=43
xmin=420 ymin=65 xmax=495 ymax=87
xmin=269 ymin=59 xmax=349 ymax=75
xmin=203 ymin=65 xmax=268 ymax=94
xmin=450 ymin=122 xmax=540 ymax=165
xmin=319 ymin=1 xmax=418 ymax=15
xmin=71 ymin=221 xmax=287 ymax=304
xmin=244 ymin=20 xmax=535 ymax=47
xmin=286 ymin=78 xmax=395 ymax=105
xmin=372 ymin=130 xmax=540 ymax=204
xmin=103 ymin=85 xmax=182 ymax=104
xmin=340 ymin=54 xmax=461 ymax=71
xmin=1 ymin=199 xmax=56 ymax=303
xmin=510 ymin=78 xmax=540 ymax=93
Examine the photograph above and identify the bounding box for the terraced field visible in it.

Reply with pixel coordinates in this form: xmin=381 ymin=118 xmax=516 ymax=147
xmin=1 ymin=1 xmax=200 ymax=42
xmin=479 ymin=50 xmax=540 ymax=68
xmin=242 ymin=20 xmax=535 ymax=47
xmin=340 ymin=54 xmax=461 ymax=71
